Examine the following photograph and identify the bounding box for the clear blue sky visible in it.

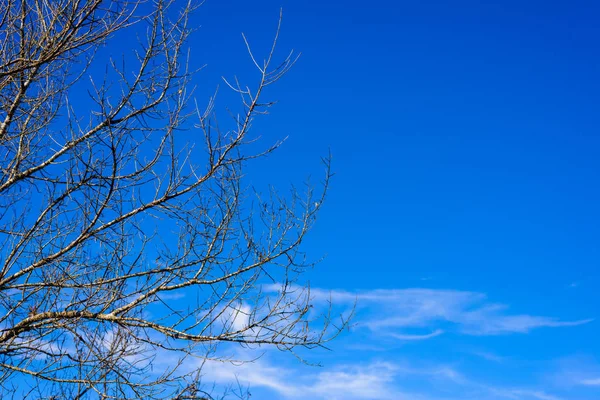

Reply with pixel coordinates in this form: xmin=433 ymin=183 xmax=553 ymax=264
xmin=183 ymin=1 xmax=600 ymax=398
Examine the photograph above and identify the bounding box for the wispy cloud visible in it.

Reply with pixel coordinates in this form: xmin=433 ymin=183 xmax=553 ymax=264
xmin=580 ymin=378 xmax=600 ymax=385
xmin=389 ymin=329 xmax=445 ymax=341
xmin=203 ymin=357 xmax=301 ymax=397
xmin=544 ymin=355 xmax=600 ymax=389
xmin=471 ymin=350 xmax=508 ymax=363
xmin=201 ymin=353 xmax=566 ymax=400
xmin=194 ymin=285 xmax=594 ymax=400
xmin=487 ymin=388 xmax=563 ymax=400
xmin=294 ymin=287 xmax=593 ymax=338
xmin=309 ymin=362 xmax=402 ymax=400
xmin=202 ymin=359 xmax=404 ymax=399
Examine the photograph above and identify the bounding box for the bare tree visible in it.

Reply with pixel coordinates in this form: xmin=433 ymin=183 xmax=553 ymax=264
xmin=0 ymin=1 xmax=345 ymax=398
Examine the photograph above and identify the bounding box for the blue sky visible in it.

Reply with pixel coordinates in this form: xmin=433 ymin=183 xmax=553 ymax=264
xmin=175 ymin=1 xmax=600 ymax=399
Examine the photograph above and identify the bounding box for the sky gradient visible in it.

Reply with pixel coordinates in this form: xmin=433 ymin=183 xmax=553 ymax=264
xmin=172 ymin=1 xmax=600 ymax=399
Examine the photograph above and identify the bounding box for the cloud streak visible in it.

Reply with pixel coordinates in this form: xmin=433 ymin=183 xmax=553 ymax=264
xmin=201 ymin=353 xmax=567 ymax=400
xmin=298 ymin=287 xmax=593 ymax=338
xmin=202 ymin=359 xmax=404 ymax=400
xmin=580 ymin=378 xmax=600 ymax=386
xmin=389 ymin=329 xmax=445 ymax=341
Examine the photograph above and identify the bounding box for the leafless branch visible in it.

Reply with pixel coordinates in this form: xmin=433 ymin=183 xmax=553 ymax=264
xmin=0 ymin=1 xmax=345 ymax=398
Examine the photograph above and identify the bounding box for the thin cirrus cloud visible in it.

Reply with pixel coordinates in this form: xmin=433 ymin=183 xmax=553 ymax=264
xmin=389 ymin=329 xmax=445 ymax=341
xmin=199 ymin=352 xmax=566 ymax=400
xmin=231 ymin=285 xmax=595 ymax=399
xmin=580 ymin=378 xmax=600 ymax=386
xmin=200 ymin=356 xmax=463 ymax=400
xmin=288 ymin=287 xmax=594 ymax=339
xmin=133 ymin=284 xmax=598 ymax=400
xmin=487 ymin=388 xmax=563 ymax=400
xmin=550 ymin=355 xmax=600 ymax=387
xmin=201 ymin=358 xmax=396 ymax=399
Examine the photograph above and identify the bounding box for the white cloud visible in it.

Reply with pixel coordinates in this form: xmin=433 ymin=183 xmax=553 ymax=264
xmin=389 ymin=329 xmax=444 ymax=341
xmin=204 ymin=358 xmax=302 ymax=397
xmin=224 ymin=284 xmax=592 ymax=400
xmin=221 ymin=302 xmax=252 ymax=332
xmin=294 ymin=287 xmax=593 ymax=338
xmin=580 ymin=378 xmax=600 ymax=385
xmin=543 ymin=355 xmax=600 ymax=389
xmin=201 ymin=353 xmax=566 ymax=400
xmin=488 ymin=388 xmax=563 ymax=400
xmin=157 ymin=291 xmax=187 ymax=300
xmin=202 ymin=358 xmax=402 ymax=399
xmin=199 ymin=352 xmax=475 ymax=400
xmin=310 ymin=362 xmax=401 ymax=400
xmin=471 ymin=350 xmax=508 ymax=363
